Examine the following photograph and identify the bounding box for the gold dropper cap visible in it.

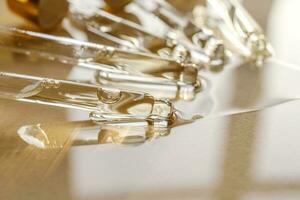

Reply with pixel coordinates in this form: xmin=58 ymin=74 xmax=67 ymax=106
xmin=6 ymin=0 xmax=69 ymax=30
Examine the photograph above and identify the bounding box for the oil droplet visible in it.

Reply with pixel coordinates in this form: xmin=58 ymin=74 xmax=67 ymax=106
xmin=17 ymin=124 xmax=50 ymax=149
xmin=40 ymin=79 xmax=61 ymax=89
xmin=97 ymin=87 xmax=122 ymax=104
xmin=16 ymin=81 xmax=44 ymax=99
xmin=15 ymin=79 xmax=61 ymax=99
xmin=172 ymin=45 xmax=191 ymax=63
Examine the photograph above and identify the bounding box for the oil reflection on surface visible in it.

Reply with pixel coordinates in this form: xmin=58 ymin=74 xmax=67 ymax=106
xmin=16 ymin=121 xmax=163 ymax=148
xmin=16 ymin=111 xmax=201 ymax=149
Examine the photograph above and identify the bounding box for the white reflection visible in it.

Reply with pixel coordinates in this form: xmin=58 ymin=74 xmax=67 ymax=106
xmin=268 ymin=0 xmax=300 ymax=65
xmin=252 ymin=101 xmax=300 ymax=180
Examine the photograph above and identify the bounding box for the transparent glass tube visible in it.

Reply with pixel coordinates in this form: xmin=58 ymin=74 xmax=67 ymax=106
xmin=0 ymin=72 xmax=174 ymax=122
xmin=0 ymin=26 xmax=198 ymax=83
xmin=67 ymin=0 xmax=226 ymax=68
xmin=206 ymin=0 xmax=273 ymax=65
xmin=0 ymin=26 xmax=202 ymax=100
xmin=133 ymin=0 xmax=228 ymax=68
xmin=95 ymin=70 xmax=202 ymax=100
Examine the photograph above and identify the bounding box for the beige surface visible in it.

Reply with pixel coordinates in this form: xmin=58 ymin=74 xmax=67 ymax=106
xmin=1 ymin=0 xmax=300 ymax=200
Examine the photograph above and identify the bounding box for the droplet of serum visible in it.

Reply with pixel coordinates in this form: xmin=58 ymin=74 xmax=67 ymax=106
xmin=17 ymin=124 xmax=50 ymax=149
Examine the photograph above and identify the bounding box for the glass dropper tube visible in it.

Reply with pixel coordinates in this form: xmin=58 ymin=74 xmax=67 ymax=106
xmin=206 ymin=0 xmax=273 ymax=65
xmin=0 ymin=26 xmax=197 ymax=81
xmin=132 ymin=0 xmax=228 ymax=68
xmin=0 ymin=26 xmax=201 ymax=100
xmin=67 ymin=0 xmax=227 ymax=68
xmin=0 ymin=71 xmax=175 ymax=123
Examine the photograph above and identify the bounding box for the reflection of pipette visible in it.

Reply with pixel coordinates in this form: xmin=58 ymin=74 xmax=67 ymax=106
xmin=17 ymin=109 xmax=201 ymax=148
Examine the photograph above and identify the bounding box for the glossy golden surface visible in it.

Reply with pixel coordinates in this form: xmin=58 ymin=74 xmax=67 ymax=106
xmin=1 ymin=1 xmax=300 ymax=200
